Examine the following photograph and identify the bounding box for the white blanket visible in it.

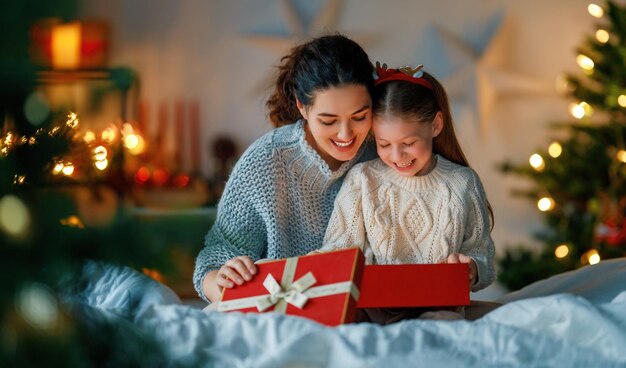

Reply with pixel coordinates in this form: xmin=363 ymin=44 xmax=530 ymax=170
xmin=69 ymin=260 xmax=626 ymax=367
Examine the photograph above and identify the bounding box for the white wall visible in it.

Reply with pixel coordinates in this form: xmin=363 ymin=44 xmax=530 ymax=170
xmin=81 ymin=0 xmax=598 ymax=258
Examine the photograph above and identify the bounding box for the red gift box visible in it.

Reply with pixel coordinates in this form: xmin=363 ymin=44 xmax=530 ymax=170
xmin=357 ymin=263 xmax=470 ymax=308
xmin=217 ymin=248 xmax=365 ymax=326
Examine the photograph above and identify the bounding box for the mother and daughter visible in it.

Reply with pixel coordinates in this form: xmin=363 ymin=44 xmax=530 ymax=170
xmin=193 ymin=34 xmax=495 ymax=322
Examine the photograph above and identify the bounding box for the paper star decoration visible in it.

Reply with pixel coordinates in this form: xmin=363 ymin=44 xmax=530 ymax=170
xmin=244 ymin=0 xmax=342 ymax=95
xmin=436 ymin=13 xmax=552 ymax=133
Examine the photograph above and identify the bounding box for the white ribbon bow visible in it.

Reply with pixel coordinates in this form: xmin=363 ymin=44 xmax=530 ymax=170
xmin=256 ymin=272 xmax=317 ymax=312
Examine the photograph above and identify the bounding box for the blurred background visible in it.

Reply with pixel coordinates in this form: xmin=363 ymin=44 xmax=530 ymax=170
xmin=1 ymin=2 xmax=625 ymax=357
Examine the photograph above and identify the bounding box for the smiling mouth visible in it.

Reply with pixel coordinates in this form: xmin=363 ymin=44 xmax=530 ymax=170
xmin=332 ymin=138 xmax=355 ymax=148
xmin=395 ymin=159 xmax=415 ymax=168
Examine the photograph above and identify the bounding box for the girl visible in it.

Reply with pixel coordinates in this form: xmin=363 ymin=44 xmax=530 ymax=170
xmin=321 ymin=63 xmax=495 ymax=296
xmin=193 ymin=34 xmax=376 ymax=303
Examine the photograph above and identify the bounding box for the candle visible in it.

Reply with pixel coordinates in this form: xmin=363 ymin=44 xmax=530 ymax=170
xmin=189 ymin=101 xmax=201 ymax=174
xmin=51 ymin=22 xmax=81 ymax=69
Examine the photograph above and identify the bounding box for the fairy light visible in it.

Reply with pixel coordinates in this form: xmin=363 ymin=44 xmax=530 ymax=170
xmin=94 ymin=159 xmax=108 ymax=171
xmin=13 ymin=175 xmax=26 ymax=185
xmin=83 ymin=130 xmax=96 ymax=144
xmin=617 ymin=149 xmax=626 ymax=163
xmin=93 ymin=146 xmax=108 ymax=161
xmin=548 ymin=142 xmax=562 ymax=158
xmin=583 ymin=249 xmax=601 ymax=265
xmin=579 ymin=101 xmax=593 ymax=117
xmin=60 ymin=215 xmax=84 ymax=229
xmin=554 ymin=244 xmax=569 ymax=258
xmin=588 ymin=3 xmax=604 ymax=18
xmin=537 ymin=197 xmax=555 ymax=212
xmin=618 ymin=95 xmax=626 ymax=108
xmin=16 ymin=283 xmax=59 ymax=330
xmin=595 ymin=29 xmax=609 ymax=43
xmin=101 ymin=127 xmax=117 ymax=143
xmin=124 ymin=134 xmax=146 ymax=155
xmin=66 ymin=112 xmax=79 ymax=128
xmin=52 ymin=162 xmax=64 ymax=175
xmin=61 ymin=163 xmax=74 ymax=176
xmin=569 ymin=102 xmax=586 ymax=119
xmin=529 ymin=153 xmax=545 ymax=171
xmin=49 ymin=126 xmax=60 ymax=136
xmin=576 ymin=54 xmax=594 ymax=71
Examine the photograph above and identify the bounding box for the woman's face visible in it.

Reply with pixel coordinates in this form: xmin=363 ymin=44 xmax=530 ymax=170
xmin=298 ymin=84 xmax=372 ymax=170
xmin=373 ymin=112 xmax=442 ymax=177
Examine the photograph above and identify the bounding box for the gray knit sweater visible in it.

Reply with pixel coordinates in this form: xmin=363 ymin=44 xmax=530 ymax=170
xmin=193 ymin=120 xmax=373 ymax=300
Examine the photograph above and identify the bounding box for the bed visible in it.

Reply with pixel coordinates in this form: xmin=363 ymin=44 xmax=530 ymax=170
xmin=65 ymin=258 xmax=626 ymax=367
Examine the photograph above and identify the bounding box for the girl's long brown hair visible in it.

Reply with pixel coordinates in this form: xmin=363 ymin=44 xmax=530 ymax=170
xmin=373 ymin=71 xmax=494 ymax=227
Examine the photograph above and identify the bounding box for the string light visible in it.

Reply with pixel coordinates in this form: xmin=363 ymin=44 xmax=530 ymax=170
xmin=60 ymin=215 xmax=84 ymax=229
xmin=617 ymin=149 xmax=626 ymax=163
xmin=93 ymin=146 xmax=108 ymax=161
xmin=576 ymin=54 xmax=594 ymax=71
xmin=66 ymin=112 xmax=79 ymax=128
xmin=595 ymin=29 xmax=609 ymax=43
xmin=618 ymin=95 xmax=626 ymax=108
xmin=61 ymin=163 xmax=74 ymax=176
xmin=529 ymin=153 xmax=545 ymax=171
xmin=13 ymin=175 xmax=26 ymax=185
xmin=537 ymin=197 xmax=555 ymax=212
xmin=548 ymin=142 xmax=562 ymax=158
xmin=587 ymin=3 xmax=604 ymax=18
xmin=101 ymin=127 xmax=117 ymax=143
xmin=554 ymin=244 xmax=569 ymax=258
xmin=569 ymin=102 xmax=586 ymax=119
xmin=582 ymin=249 xmax=601 ymax=265
xmin=52 ymin=162 xmax=64 ymax=175
xmin=94 ymin=159 xmax=108 ymax=171
xmin=83 ymin=130 xmax=96 ymax=144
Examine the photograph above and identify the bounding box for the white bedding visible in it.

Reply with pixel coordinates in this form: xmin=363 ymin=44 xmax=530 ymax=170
xmin=68 ymin=259 xmax=626 ymax=367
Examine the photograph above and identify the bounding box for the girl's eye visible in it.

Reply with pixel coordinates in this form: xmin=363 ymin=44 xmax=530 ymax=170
xmin=352 ymin=115 xmax=367 ymax=122
xmin=320 ymin=120 xmax=336 ymax=126
xmin=403 ymin=142 xmax=416 ymax=147
xmin=378 ymin=143 xmax=390 ymax=148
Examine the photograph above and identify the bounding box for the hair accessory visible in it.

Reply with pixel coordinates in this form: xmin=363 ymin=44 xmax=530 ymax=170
xmin=373 ymin=62 xmax=432 ymax=90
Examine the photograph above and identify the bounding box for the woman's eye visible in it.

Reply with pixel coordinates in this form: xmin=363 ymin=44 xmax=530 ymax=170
xmin=320 ymin=120 xmax=336 ymax=126
xmin=352 ymin=115 xmax=367 ymax=121
xmin=403 ymin=142 xmax=415 ymax=147
xmin=378 ymin=143 xmax=390 ymax=148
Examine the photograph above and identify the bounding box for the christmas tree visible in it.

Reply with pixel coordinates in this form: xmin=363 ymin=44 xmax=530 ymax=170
xmin=498 ymin=1 xmax=626 ymax=291
xmin=1 ymin=1 xmax=174 ymax=365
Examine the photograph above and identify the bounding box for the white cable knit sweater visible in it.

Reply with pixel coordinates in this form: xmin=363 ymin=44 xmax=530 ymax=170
xmin=321 ymin=155 xmax=496 ymax=291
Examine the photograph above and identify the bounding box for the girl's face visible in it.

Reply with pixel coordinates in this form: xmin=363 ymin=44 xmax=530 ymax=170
xmin=373 ymin=112 xmax=443 ymax=177
xmin=298 ymin=84 xmax=372 ymax=170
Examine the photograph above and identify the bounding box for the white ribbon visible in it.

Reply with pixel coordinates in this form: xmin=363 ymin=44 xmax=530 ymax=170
xmin=217 ymin=255 xmax=360 ymax=313
xmin=256 ymin=272 xmax=316 ymax=312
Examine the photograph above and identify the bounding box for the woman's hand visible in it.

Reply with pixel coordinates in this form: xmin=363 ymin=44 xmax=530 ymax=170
xmin=441 ymin=253 xmax=477 ymax=287
xmin=216 ymin=256 xmax=257 ymax=289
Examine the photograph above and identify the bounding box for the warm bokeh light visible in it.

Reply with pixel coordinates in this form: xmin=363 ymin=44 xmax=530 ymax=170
xmin=62 ymin=163 xmax=75 ymax=176
xmin=576 ymin=54 xmax=594 ymax=71
xmin=537 ymin=197 xmax=555 ymax=212
xmin=554 ymin=244 xmax=569 ymax=258
xmin=595 ymin=29 xmax=610 ymax=43
xmin=0 ymin=195 xmax=30 ymax=238
xmin=94 ymin=159 xmax=108 ymax=171
xmin=93 ymin=145 xmax=108 ymax=161
xmin=101 ymin=127 xmax=117 ymax=143
xmin=617 ymin=149 xmax=626 ymax=163
xmin=618 ymin=95 xmax=626 ymax=108
xmin=579 ymin=101 xmax=593 ymax=116
xmin=135 ymin=167 xmax=151 ymax=184
xmin=529 ymin=153 xmax=545 ymax=171
xmin=152 ymin=168 xmax=170 ymax=186
xmin=83 ymin=130 xmax=96 ymax=144
xmin=52 ymin=162 xmax=64 ymax=175
xmin=66 ymin=112 xmax=79 ymax=128
xmin=60 ymin=215 xmax=84 ymax=229
xmin=124 ymin=134 xmax=146 ymax=155
xmin=548 ymin=142 xmax=562 ymax=158
xmin=172 ymin=174 xmax=190 ymax=188
xmin=569 ymin=102 xmax=586 ymax=119
xmin=582 ymin=249 xmax=601 ymax=265
xmin=588 ymin=3 xmax=604 ymax=18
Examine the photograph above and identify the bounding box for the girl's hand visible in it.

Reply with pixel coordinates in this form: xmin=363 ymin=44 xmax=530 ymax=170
xmin=216 ymin=256 xmax=257 ymax=289
xmin=441 ymin=253 xmax=477 ymax=287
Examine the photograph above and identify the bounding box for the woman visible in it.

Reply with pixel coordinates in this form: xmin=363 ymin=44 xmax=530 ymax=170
xmin=193 ymin=34 xmax=376 ymax=302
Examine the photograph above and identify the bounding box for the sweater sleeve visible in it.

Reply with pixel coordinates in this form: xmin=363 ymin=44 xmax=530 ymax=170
xmin=192 ymin=141 xmax=270 ymax=301
xmin=321 ymin=167 xmax=370 ymax=260
xmin=458 ymin=169 xmax=496 ymax=292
